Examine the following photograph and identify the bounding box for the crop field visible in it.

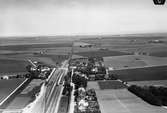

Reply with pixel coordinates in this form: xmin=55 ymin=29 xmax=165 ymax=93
xmin=98 ymin=80 xmax=127 ymax=90
xmin=0 ymin=38 xmax=73 ymax=110
xmin=104 ymin=55 xmax=167 ymax=69
xmin=0 ymin=39 xmax=72 ymax=68
xmin=87 ymin=81 xmax=167 ymax=113
xmin=79 ymin=35 xmax=167 ymax=56
xmin=95 ymin=88 xmax=167 ymax=113
xmin=4 ymin=79 xmax=43 ymax=109
xmin=128 ymin=80 xmax=167 ymax=86
xmin=0 ymin=53 xmax=69 ymax=67
xmin=110 ymin=65 xmax=167 ymax=81
xmin=0 ymin=79 xmax=26 ymax=107
xmin=75 ymin=50 xmax=131 ymax=57
xmin=150 ymin=51 xmax=167 ymax=57
xmin=0 ymin=58 xmax=29 ymax=73
xmin=0 ymin=35 xmax=167 ymax=111
xmin=104 ymin=55 xmax=147 ymax=69
xmin=0 ymin=43 xmax=72 ymax=51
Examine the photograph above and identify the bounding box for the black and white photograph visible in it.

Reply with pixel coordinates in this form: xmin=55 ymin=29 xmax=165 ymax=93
xmin=0 ymin=0 xmax=167 ymax=113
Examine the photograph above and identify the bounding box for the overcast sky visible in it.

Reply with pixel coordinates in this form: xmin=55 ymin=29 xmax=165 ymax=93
xmin=0 ymin=0 xmax=167 ymax=36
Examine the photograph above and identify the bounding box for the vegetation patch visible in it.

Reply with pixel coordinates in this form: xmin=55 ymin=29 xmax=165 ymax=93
xmin=110 ymin=65 xmax=167 ymax=81
xmin=150 ymin=51 xmax=167 ymax=57
xmin=128 ymin=85 xmax=167 ymax=106
xmin=34 ymin=54 xmax=69 ymax=66
xmin=98 ymin=80 xmax=127 ymax=90
xmin=26 ymin=83 xmax=43 ymax=103
xmin=75 ymin=50 xmax=132 ymax=57
xmin=0 ymin=43 xmax=72 ymax=51
xmin=0 ymin=59 xmax=29 ymax=73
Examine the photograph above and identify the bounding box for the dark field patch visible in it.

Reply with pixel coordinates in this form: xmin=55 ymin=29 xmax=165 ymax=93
xmin=98 ymin=80 xmax=126 ymax=90
xmin=0 ymin=59 xmax=29 ymax=73
xmin=75 ymin=50 xmax=131 ymax=57
xmin=0 ymin=43 xmax=72 ymax=51
xmin=0 ymin=79 xmax=25 ymax=103
xmin=34 ymin=54 xmax=69 ymax=66
xmin=150 ymin=51 xmax=167 ymax=57
xmin=111 ymin=65 xmax=167 ymax=81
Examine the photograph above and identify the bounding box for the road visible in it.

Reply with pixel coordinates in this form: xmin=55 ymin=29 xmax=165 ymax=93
xmin=45 ymin=70 xmax=66 ymax=113
xmin=45 ymin=60 xmax=68 ymax=113
xmin=22 ymin=60 xmax=69 ymax=113
xmin=0 ymin=59 xmax=36 ymax=109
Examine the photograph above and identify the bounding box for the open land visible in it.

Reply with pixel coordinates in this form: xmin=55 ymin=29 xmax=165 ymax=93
xmin=1 ymin=34 xmax=167 ymax=111
xmin=73 ymin=35 xmax=167 ymax=83
xmin=4 ymin=79 xmax=43 ymax=109
xmin=0 ymin=79 xmax=26 ymax=104
xmin=128 ymin=80 xmax=167 ymax=86
xmin=0 ymin=37 xmax=73 ymax=110
xmin=88 ymin=81 xmax=167 ymax=113
xmin=73 ymin=35 xmax=167 ymax=113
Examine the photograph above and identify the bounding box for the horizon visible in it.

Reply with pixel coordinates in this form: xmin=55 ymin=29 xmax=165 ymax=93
xmin=1 ymin=32 xmax=167 ymax=39
xmin=0 ymin=0 xmax=167 ymax=36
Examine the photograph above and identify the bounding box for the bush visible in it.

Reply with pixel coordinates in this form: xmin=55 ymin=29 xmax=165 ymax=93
xmin=87 ymin=89 xmax=96 ymax=97
xmin=95 ymin=74 xmax=105 ymax=80
xmin=72 ymin=74 xmax=88 ymax=89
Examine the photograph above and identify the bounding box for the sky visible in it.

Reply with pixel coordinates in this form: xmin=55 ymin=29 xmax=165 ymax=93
xmin=0 ymin=0 xmax=167 ymax=36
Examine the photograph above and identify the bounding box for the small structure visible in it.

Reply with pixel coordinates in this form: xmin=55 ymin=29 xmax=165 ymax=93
xmin=73 ymin=42 xmax=94 ymax=48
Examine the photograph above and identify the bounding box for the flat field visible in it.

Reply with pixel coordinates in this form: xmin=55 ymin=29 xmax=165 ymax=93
xmin=128 ymin=80 xmax=167 ymax=86
xmin=0 ymin=58 xmax=29 ymax=74
xmin=4 ymin=79 xmax=43 ymax=109
xmin=88 ymin=81 xmax=167 ymax=113
xmin=75 ymin=50 xmax=131 ymax=57
xmin=0 ymin=37 xmax=73 ymax=110
xmin=110 ymin=65 xmax=167 ymax=81
xmin=98 ymin=80 xmax=127 ymax=90
xmin=0 ymin=38 xmax=72 ymax=68
xmin=104 ymin=55 xmax=167 ymax=69
xmin=77 ymin=35 xmax=167 ymax=82
xmin=0 ymin=79 xmax=26 ymax=106
xmin=79 ymin=35 xmax=167 ymax=57
xmin=1 ymin=34 xmax=167 ymax=111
